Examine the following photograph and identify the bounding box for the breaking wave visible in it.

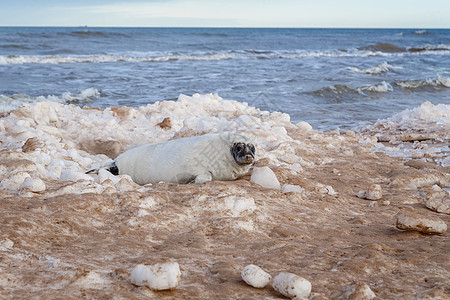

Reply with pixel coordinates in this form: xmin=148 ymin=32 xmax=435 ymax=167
xmin=348 ymin=62 xmax=402 ymax=74
xmin=412 ymin=30 xmax=429 ymax=35
xmin=311 ymin=81 xmax=393 ymax=98
xmin=1 ymin=45 xmax=449 ymax=65
xmin=0 ymin=88 xmax=100 ymax=113
xmin=394 ymin=75 xmax=450 ymax=90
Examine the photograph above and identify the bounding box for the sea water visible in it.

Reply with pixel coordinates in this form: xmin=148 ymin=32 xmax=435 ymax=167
xmin=0 ymin=27 xmax=449 ymax=130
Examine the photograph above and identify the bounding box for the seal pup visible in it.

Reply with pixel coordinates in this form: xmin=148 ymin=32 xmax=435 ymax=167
xmin=87 ymin=133 xmax=255 ymax=185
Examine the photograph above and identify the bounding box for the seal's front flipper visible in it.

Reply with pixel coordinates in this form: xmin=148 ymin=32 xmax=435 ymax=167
xmin=193 ymin=172 xmax=213 ymax=184
xmin=85 ymin=168 xmax=99 ymax=175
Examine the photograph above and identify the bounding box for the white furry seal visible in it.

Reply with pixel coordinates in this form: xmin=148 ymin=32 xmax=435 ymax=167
xmin=88 ymin=133 xmax=255 ymax=185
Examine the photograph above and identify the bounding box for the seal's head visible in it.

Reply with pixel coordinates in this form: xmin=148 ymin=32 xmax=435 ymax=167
xmin=231 ymin=142 xmax=255 ymax=165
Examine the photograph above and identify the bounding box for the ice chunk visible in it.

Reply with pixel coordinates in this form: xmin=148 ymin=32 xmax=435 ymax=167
xmin=98 ymin=168 xmax=120 ymax=185
xmin=241 ymin=264 xmax=271 ymax=288
xmin=60 ymin=169 xmax=92 ymax=182
xmin=19 ymin=177 xmax=46 ymax=193
xmin=250 ymin=167 xmax=281 ymax=189
xmin=131 ymin=262 xmax=181 ymax=290
xmin=289 ymin=163 xmax=303 ymax=173
xmin=296 ymin=121 xmax=313 ymax=132
xmin=0 ymin=172 xmax=30 ymax=191
xmin=282 ymin=184 xmax=304 ymax=194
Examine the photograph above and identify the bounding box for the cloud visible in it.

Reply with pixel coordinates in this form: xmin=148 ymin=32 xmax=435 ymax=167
xmin=67 ymin=0 xmax=301 ymax=26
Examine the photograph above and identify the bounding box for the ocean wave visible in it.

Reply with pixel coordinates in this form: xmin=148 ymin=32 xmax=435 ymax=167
xmin=0 ymin=88 xmax=100 ymax=113
xmin=68 ymin=30 xmax=130 ymax=38
xmin=358 ymin=43 xmax=406 ymax=53
xmin=348 ymin=62 xmax=402 ymax=74
xmin=311 ymin=81 xmax=393 ymax=98
xmin=359 ymin=81 xmax=393 ymax=93
xmin=394 ymin=75 xmax=450 ymax=90
xmin=412 ymin=30 xmax=429 ymax=35
xmin=358 ymin=42 xmax=450 ymax=54
xmin=1 ymin=45 xmax=449 ymax=65
xmin=407 ymin=44 xmax=450 ymax=52
xmin=0 ymin=44 xmax=32 ymax=50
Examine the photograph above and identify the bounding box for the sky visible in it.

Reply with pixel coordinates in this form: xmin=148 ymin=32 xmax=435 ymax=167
xmin=0 ymin=0 xmax=449 ymax=28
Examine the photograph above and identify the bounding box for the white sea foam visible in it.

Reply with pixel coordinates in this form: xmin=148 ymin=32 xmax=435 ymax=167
xmin=1 ymin=46 xmax=449 ymax=65
xmin=413 ymin=30 xmax=429 ymax=35
xmin=358 ymin=81 xmax=393 ymax=93
xmin=348 ymin=62 xmax=402 ymax=74
xmin=395 ymin=74 xmax=450 ymax=89
xmin=0 ymin=88 xmax=100 ymax=113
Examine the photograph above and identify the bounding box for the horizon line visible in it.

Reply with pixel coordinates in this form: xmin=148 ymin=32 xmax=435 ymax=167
xmin=0 ymin=25 xmax=449 ymax=30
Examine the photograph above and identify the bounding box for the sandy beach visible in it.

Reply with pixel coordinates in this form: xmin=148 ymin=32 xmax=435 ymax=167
xmin=0 ymin=94 xmax=448 ymax=299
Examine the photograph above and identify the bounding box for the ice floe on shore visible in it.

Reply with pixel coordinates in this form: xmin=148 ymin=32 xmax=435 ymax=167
xmin=0 ymin=94 xmax=449 ymax=196
xmin=360 ymin=101 xmax=450 ymax=165
xmin=0 ymin=93 xmax=304 ymax=194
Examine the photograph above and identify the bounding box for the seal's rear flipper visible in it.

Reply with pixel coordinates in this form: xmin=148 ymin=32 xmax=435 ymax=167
xmin=85 ymin=161 xmax=118 ymax=175
xmin=108 ymin=164 xmax=119 ymax=175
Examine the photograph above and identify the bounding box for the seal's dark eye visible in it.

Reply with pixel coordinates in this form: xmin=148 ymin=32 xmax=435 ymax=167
xmin=249 ymin=144 xmax=255 ymax=154
xmin=235 ymin=144 xmax=243 ymax=152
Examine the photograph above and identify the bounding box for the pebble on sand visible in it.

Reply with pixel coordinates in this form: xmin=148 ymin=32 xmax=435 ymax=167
xmin=130 ymin=262 xmax=181 ymax=290
xmin=250 ymin=166 xmax=281 ymax=190
xmin=426 ymin=196 xmax=450 ymax=215
xmin=272 ymin=272 xmax=311 ymax=299
xmin=356 ymin=184 xmax=382 ymax=200
xmin=241 ymin=264 xmax=272 ymax=288
xmin=395 ymin=212 xmax=447 ymax=234
xmin=346 ymin=283 xmax=376 ymax=300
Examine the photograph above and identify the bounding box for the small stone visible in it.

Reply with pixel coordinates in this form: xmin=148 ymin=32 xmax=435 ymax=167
xmin=157 ymin=117 xmax=172 ymax=129
xmin=347 ymin=283 xmax=376 ymax=300
xmin=395 ymin=212 xmax=447 ymax=234
xmin=368 ymin=201 xmax=378 ymax=207
xmin=250 ymin=167 xmax=281 ymax=189
xmin=426 ymin=197 xmax=450 ymax=214
xmin=356 ymin=190 xmax=366 ymax=199
xmin=0 ymin=238 xmax=14 ymax=250
xmin=326 ymin=185 xmax=338 ymax=196
xmin=272 ymin=272 xmax=311 ymax=299
xmin=366 ymin=184 xmax=382 ymax=200
xmin=381 ymin=200 xmax=390 ymax=206
xmin=241 ymin=264 xmax=272 ymax=288
xmin=131 ymin=262 xmax=181 ymax=290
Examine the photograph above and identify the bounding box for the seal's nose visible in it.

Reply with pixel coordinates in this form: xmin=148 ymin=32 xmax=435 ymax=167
xmin=244 ymin=154 xmax=254 ymax=162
